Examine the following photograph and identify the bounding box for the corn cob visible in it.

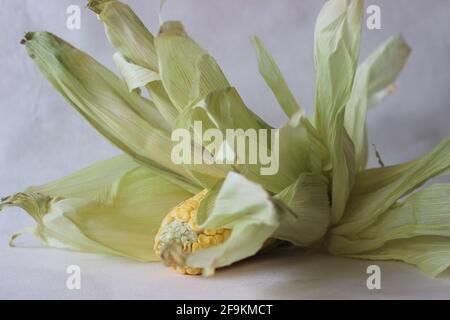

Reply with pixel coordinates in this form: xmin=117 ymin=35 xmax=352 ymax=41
xmin=154 ymin=190 xmax=231 ymax=275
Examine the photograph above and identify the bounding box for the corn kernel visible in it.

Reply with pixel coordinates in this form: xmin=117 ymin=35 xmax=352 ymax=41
xmin=192 ymin=242 xmax=200 ymax=253
xmin=198 ymin=234 xmax=211 ymax=246
xmin=186 ymin=267 xmax=202 ymax=275
xmin=222 ymin=229 xmax=231 ymax=239
xmin=204 ymin=229 xmax=216 ymax=236
xmin=214 ymin=234 xmax=224 ymax=244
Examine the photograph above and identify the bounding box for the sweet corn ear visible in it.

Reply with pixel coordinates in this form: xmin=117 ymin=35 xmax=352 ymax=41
xmin=154 ymin=190 xmax=231 ymax=275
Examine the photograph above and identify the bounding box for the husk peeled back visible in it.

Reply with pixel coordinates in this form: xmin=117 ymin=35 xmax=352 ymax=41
xmin=0 ymin=155 xmax=194 ymax=261
xmin=313 ymin=0 xmax=363 ymax=224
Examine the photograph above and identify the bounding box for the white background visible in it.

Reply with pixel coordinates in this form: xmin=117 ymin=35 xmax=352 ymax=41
xmin=0 ymin=0 xmax=449 ymax=299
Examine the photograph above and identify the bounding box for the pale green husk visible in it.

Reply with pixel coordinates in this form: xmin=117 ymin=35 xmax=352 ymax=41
xmin=1 ymin=0 xmax=449 ymax=277
xmin=0 ymin=155 xmax=193 ymax=261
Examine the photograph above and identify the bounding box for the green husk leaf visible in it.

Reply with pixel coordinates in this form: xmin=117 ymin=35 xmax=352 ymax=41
xmin=252 ymin=36 xmax=302 ymax=117
xmin=331 ymin=184 xmax=450 ymax=276
xmin=171 ymin=104 xmax=235 ymax=188
xmin=329 ymin=184 xmax=450 ymax=254
xmin=186 ymin=172 xmax=280 ymax=273
xmin=146 ymin=81 xmax=180 ymax=124
xmin=347 ymin=237 xmax=450 ymax=277
xmin=188 ymin=54 xmax=230 ymax=105
xmin=252 ymin=113 xmax=329 ymax=192
xmin=89 ymin=0 xmax=158 ymax=72
xmin=276 ymin=114 xmax=313 ymax=178
xmin=182 ymin=89 xmax=324 ymax=193
xmin=113 ymin=53 xmax=161 ymax=93
xmin=345 ymin=35 xmax=411 ymax=171
xmin=185 ymin=88 xmax=305 ymax=193
xmin=300 ymin=116 xmax=330 ymax=173
xmin=314 ymin=0 xmax=363 ymax=224
xmin=0 ymin=155 xmax=194 ymax=261
xmin=88 ymin=0 xmax=179 ymax=125
xmin=331 ymin=136 xmax=450 ymax=235
xmin=273 ymin=173 xmax=330 ymax=246
xmin=314 ymin=0 xmax=363 ymax=133
xmin=24 ymin=31 xmax=227 ymax=190
xmin=155 ymin=21 xmax=207 ymax=111
xmin=329 ymin=111 xmax=356 ymax=224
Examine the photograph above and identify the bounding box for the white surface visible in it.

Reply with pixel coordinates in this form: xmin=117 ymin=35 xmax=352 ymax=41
xmin=1 ymin=212 xmax=450 ymax=300
xmin=1 ymin=0 xmax=450 ymax=299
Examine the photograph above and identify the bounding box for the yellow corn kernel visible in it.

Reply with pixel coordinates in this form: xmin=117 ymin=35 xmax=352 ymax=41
xmin=222 ymin=229 xmax=231 ymax=239
xmin=191 ymin=242 xmax=200 ymax=253
xmin=204 ymin=228 xmax=216 ymax=236
xmin=197 ymin=234 xmax=211 ymax=247
xmin=214 ymin=234 xmax=224 ymax=244
xmin=186 ymin=267 xmax=202 ymax=275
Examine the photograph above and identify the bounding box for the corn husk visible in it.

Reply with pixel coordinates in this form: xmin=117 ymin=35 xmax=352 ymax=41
xmin=0 ymin=155 xmax=194 ymax=261
xmin=252 ymin=36 xmax=302 ymax=118
xmin=313 ymin=0 xmax=363 ymax=224
xmin=345 ymin=35 xmax=411 ymax=171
